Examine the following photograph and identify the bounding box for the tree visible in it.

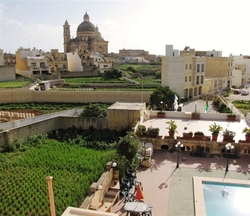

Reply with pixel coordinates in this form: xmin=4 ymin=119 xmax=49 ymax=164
xmin=80 ymin=103 xmax=106 ymax=118
xmin=103 ymin=68 xmax=122 ymax=79
xmin=149 ymin=86 xmax=179 ymax=111
xmin=116 ymin=131 xmax=140 ymax=162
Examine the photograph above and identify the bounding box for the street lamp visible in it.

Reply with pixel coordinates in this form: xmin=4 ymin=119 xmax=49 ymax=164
xmin=225 ymin=143 xmax=234 ymax=172
xmin=175 ymin=141 xmax=183 ymax=168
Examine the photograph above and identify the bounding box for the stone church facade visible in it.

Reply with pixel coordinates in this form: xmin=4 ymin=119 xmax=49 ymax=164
xmin=63 ymin=12 xmax=108 ymax=54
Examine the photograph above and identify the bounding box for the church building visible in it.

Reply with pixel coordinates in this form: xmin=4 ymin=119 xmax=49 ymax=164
xmin=63 ymin=12 xmax=109 ymax=54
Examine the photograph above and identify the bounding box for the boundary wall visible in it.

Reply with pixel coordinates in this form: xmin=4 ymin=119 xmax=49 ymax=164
xmin=0 ymin=90 xmax=151 ymax=104
xmin=0 ymin=109 xmax=107 ymax=147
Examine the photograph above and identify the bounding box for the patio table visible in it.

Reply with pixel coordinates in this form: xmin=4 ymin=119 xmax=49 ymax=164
xmin=124 ymin=201 xmax=149 ymax=214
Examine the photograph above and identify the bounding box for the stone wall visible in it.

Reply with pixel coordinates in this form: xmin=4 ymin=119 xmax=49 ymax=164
xmin=0 ymin=90 xmax=151 ymax=104
xmin=0 ymin=66 xmax=16 ymax=81
xmin=140 ymin=136 xmax=250 ymax=156
xmin=0 ymin=116 xmax=107 ymax=147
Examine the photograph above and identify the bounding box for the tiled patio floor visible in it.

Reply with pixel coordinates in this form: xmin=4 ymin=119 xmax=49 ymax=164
xmin=112 ymin=150 xmax=250 ymax=216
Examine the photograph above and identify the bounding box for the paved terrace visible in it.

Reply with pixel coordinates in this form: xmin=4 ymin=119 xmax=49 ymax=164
xmin=113 ymin=99 xmax=250 ymax=216
xmin=113 ymin=151 xmax=250 ymax=216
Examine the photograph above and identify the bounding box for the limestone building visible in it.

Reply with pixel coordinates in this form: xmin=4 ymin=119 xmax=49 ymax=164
xmin=0 ymin=48 xmax=16 ymax=81
xmin=16 ymin=47 xmax=51 ymax=78
xmin=63 ymin=12 xmax=108 ymax=54
xmin=162 ymin=45 xmax=231 ymax=99
xmin=228 ymin=54 xmax=250 ymax=87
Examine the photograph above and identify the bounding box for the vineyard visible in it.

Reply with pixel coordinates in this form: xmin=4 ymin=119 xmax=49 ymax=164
xmin=0 ymin=139 xmax=115 ymax=215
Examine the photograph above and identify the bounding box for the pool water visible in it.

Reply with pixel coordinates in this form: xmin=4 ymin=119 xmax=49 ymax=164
xmin=203 ymin=181 xmax=250 ymax=216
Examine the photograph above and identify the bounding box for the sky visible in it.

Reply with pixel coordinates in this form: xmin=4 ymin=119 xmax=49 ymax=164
xmin=0 ymin=0 xmax=250 ymax=56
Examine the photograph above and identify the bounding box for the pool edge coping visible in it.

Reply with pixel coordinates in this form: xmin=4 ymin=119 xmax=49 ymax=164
xmin=193 ymin=176 xmax=250 ymax=216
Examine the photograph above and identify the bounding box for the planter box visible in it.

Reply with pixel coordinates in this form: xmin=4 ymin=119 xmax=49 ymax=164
xmin=191 ymin=114 xmax=200 ymax=120
xmin=140 ymin=159 xmax=151 ymax=168
xmin=157 ymin=113 xmax=165 ymax=118
xmin=183 ymin=133 xmax=193 ymax=139
xmin=211 ymin=134 xmax=218 ymax=141
xmin=193 ymin=135 xmax=204 ymax=140
xmin=223 ymin=136 xmax=234 ymax=142
xmin=227 ymin=116 xmax=236 ymax=121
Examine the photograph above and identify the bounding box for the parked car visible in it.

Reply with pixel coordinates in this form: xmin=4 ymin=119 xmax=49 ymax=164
xmin=241 ymin=89 xmax=249 ymax=95
xmin=234 ymin=89 xmax=241 ymax=94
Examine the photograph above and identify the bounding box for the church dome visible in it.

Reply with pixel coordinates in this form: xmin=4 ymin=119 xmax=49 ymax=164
xmin=77 ymin=21 xmax=95 ymax=32
xmin=77 ymin=12 xmax=95 ymax=33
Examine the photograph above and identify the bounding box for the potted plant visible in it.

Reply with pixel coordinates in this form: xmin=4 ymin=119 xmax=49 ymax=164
xmin=146 ymin=126 xmax=160 ymax=138
xmin=227 ymin=112 xmax=236 ymax=121
xmin=194 ymin=131 xmax=204 ymax=140
xmin=157 ymin=111 xmax=165 ymax=118
xmin=191 ymin=112 xmax=200 ymax=120
xmin=242 ymin=127 xmax=250 ymax=141
xmin=209 ymin=122 xmax=223 ymax=141
xmin=183 ymin=131 xmax=193 ymax=139
xmin=135 ymin=125 xmax=146 ymax=137
xmin=223 ymin=129 xmax=236 ymax=141
xmin=140 ymin=156 xmax=151 ymax=168
xmin=166 ymin=120 xmax=178 ymax=138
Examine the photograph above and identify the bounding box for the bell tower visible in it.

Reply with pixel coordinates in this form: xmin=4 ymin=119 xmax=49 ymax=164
xmin=63 ymin=20 xmax=71 ymax=53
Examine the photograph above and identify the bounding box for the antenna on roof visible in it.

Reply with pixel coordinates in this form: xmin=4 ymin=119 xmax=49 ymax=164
xmin=184 ymin=46 xmax=190 ymax=51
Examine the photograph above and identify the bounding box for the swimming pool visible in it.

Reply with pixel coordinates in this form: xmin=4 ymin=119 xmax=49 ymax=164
xmin=193 ymin=177 xmax=250 ymax=216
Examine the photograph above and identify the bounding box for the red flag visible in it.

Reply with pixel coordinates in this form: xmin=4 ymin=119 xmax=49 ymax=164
xmin=135 ymin=183 xmax=144 ymax=200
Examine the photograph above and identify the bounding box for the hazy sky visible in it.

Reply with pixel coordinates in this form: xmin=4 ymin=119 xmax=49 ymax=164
xmin=0 ymin=0 xmax=250 ymax=56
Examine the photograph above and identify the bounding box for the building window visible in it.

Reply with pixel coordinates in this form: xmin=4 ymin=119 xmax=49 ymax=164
xmin=31 ymin=62 xmax=36 ymax=67
xmin=197 ymin=64 xmax=200 ymax=72
xmin=103 ymin=65 xmax=108 ymax=68
xmin=185 ymin=76 xmax=187 ymax=82
xmin=40 ymin=62 xmax=45 ymax=68
xmin=196 ymin=76 xmax=199 ymax=84
xmin=185 ymin=64 xmax=188 ymax=70
xmin=33 ymin=71 xmax=40 ymax=75
xmin=190 ymin=64 xmax=192 ymax=69
xmin=201 ymin=75 xmax=204 ymax=84
xmin=201 ymin=64 xmax=204 ymax=72
xmin=189 ymin=76 xmax=191 ymax=82
xmin=244 ymin=149 xmax=250 ymax=154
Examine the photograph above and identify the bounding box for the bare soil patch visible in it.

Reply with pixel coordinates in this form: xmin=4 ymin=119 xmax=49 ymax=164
xmin=0 ymin=109 xmax=43 ymax=123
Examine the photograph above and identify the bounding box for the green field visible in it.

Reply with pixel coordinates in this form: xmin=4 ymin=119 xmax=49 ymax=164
xmin=0 ymin=139 xmax=115 ymax=215
xmin=0 ymin=80 xmax=32 ymax=88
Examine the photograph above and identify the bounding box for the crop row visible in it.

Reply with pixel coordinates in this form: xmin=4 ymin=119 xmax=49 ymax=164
xmin=0 ymin=139 xmax=115 ymax=215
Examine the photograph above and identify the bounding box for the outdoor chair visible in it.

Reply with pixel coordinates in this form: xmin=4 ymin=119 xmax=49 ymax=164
xmin=120 ymin=177 xmax=131 ymax=191
xmin=124 ymin=192 xmax=135 ymax=203
xmin=141 ymin=206 xmax=153 ymax=216
xmin=130 ymin=213 xmax=141 ymax=216
xmin=120 ymin=188 xmax=129 ymax=198
xmin=127 ymin=167 xmax=136 ymax=178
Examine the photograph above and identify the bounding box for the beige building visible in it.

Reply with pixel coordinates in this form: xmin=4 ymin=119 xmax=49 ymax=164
xmin=3 ymin=52 xmax=16 ymax=67
xmin=64 ymin=12 xmax=108 ymax=54
xmin=44 ymin=49 xmax=68 ymax=74
xmin=67 ymin=48 xmax=112 ymax=75
xmin=16 ymin=47 xmax=51 ymax=78
xmin=227 ymin=54 xmax=250 ymax=88
xmin=162 ymin=45 xmax=231 ymax=99
xmin=119 ymin=49 xmax=149 ymax=57
xmin=0 ymin=49 xmax=4 ymax=66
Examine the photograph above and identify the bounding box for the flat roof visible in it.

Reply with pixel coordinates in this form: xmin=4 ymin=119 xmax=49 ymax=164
xmin=107 ymin=102 xmax=145 ymax=111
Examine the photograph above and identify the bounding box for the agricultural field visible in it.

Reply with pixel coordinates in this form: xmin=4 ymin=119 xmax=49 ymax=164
xmin=232 ymin=100 xmax=250 ymax=116
xmin=0 ymin=103 xmax=110 ymax=114
xmin=0 ymin=139 xmax=115 ymax=215
xmin=0 ymin=80 xmax=32 ymax=88
xmin=64 ymin=77 xmax=126 ymax=84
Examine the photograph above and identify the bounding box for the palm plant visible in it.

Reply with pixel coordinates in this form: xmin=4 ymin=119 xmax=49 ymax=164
xmin=166 ymin=120 xmax=178 ymax=133
xmin=209 ymin=122 xmax=223 ymax=135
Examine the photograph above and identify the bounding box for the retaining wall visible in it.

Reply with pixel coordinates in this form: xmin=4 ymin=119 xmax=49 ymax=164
xmin=0 ymin=90 xmax=151 ymax=104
